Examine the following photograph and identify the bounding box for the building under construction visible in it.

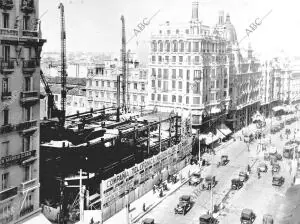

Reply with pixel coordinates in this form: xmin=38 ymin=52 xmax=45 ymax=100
xmin=39 ymin=107 xmax=190 ymax=221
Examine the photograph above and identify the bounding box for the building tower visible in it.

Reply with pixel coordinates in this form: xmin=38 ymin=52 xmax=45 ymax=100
xmin=0 ymin=0 xmax=46 ymax=223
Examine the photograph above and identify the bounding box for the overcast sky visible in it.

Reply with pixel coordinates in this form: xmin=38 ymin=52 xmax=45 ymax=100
xmin=40 ymin=0 xmax=300 ymax=59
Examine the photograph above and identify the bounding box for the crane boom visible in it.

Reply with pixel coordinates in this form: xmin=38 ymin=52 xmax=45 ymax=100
xmin=59 ymin=2 xmax=67 ymax=126
xmin=121 ymin=15 xmax=127 ymax=112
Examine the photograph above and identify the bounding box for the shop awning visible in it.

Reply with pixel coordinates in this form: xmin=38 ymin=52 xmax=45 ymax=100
xmin=218 ymin=124 xmax=232 ymax=136
xmin=204 ymin=132 xmax=220 ymax=145
xmin=216 ymin=130 xmax=226 ymax=139
xmin=22 ymin=213 xmax=52 ymax=224
xmin=272 ymin=106 xmax=285 ymax=112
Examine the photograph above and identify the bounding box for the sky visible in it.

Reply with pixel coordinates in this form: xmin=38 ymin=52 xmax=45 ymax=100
xmin=40 ymin=0 xmax=300 ymax=59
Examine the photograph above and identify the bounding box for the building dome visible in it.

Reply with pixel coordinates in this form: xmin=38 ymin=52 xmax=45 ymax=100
xmin=224 ymin=14 xmax=237 ymax=43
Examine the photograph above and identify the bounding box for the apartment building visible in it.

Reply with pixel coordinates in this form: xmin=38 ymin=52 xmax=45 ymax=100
xmin=86 ymin=58 xmax=148 ymax=111
xmin=0 ymin=0 xmax=49 ymax=223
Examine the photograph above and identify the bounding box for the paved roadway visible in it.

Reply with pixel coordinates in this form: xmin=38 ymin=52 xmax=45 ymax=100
xmin=140 ymin=117 xmax=299 ymax=224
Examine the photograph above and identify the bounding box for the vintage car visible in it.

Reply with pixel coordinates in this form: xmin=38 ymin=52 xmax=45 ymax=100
xmin=240 ymin=208 xmax=256 ymax=224
xmin=199 ymin=214 xmax=218 ymax=224
xmin=203 ymin=175 xmax=216 ymax=190
xmin=263 ymin=214 xmax=274 ymax=224
xmin=257 ymin=163 xmax=268 ymax=172
xmin=231 ymin=178 xmax=243 ymax=190
xmin=272 ymin=176 xmax=285 ymax=186
xmin=189 ymin=173 xmax=201 ymax=186
xmin=272 ymin=163 xmax=280 ymax=173
xmin=239 ymin=171 xmax=249 ymax=182
xmin=220 ymin=155 xmax=229 ymax=166
xmin=142 ymin=218 xmax=155 ymax=224
xmin=174 ymin=195 xmax=192 ymax=215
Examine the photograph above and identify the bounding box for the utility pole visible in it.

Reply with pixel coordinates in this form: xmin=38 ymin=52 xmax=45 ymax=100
xmin=121 ymin=15 xmax=127 ymax=112
xmin=198 ymin=129 xmax=201 ymax=171
xmin=79 ymin=169 xmax=84 ymax=222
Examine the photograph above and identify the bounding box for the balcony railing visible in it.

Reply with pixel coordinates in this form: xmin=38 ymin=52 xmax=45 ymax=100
xmin=0 ymin=124 xmax=13 ymax=134
xmin=0 ymin=28 xmax=18 ymax=36
xmin=20 ymin=178 xmax=38 ymax=193
xmin=0 ymin=0 xmax=14 ymax=10
xmin=0 ymin=150 xmax=36 ymax=167
xmin=0 ymin=186 xmax=18 ymax=202
xmin=22 ymin=30 xmax=38 ymax=37
xmin=20 ymin=205 xmax=34 ymax=217
xmin=16 ymin=120 xmax=37 ymax=131
xmin=23 ymin=60 xmax=36 ymax=69
xmin=20 ymin=91 xmax=39 ymax=104
xmin=0 ymin=60 xmax=15 ymax=71
xmin=1 ymin=91 xmax=11 ymax=100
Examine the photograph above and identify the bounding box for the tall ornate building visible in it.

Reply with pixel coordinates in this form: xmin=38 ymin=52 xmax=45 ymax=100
xmin=0 ymin=0 xmax=48 ymax=223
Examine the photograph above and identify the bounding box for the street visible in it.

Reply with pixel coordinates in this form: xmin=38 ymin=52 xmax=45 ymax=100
xmin=139 ymin=118 xmax=299 ymax=224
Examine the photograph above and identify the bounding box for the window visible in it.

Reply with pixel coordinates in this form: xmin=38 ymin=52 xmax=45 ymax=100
xmin=141 ymin=83 xmax=145 ymax=91
xmin=96 ymin=81 xmax=99 ymax=87
xmin=186 ymin=96 xmax=189 ymax=104
xmin=3 ymin=13 xmax=9 ymax=28
xmin=95 ymin=91 xmax=99 ymax=98
xmin=133 ymin=95 xmax=137 ymax=101
xmin=24 ymin=165 xmax=31 ymax=182
xmin=167 ymin=30 xmax=171 ymax=35
xmin=152 ymin=68 xmax=156 ymax=76
xmin=113 ymin=93 xmax=117 ymax=99
xmin=192 ymin=115 xmax=200 ymax=124
xmin=163 ymin=69 xmax=168 ymax=79
xmin=151 ymin=94 xmax=155 ymax=100
xmin=178 ymin=81 xmax=182 ymax=90
xmin=163 ymin=81 xmax=168 ymax=91
xmin=216 ymin=92 xmax=219 ymax=100
xmin=187 ymin=42 xmax=191 ymax=52
xmin=193 ymin=42 xmax=199 ymax=52
xmin=165 ymin=56 xmax=169 ymax=62
xmin=152 ymin=56 xmax=156 ymax=62
xmin=176 ymin=29 xmax=179 ymax=34
xmin=89 ymin=91 xmax=92 ymax=97
xmin=178 ymin=95 xmax=182 ymax=103
xmin=89 ymin=80 xmax=92 ymax=86
xmin=224 ymin=91 xmax=227 ymax=97
xmin=101 ymin=81 xmax=104 ymax=87
xmin=2 ymin=78 xmax=8 ymax=93
xmin=179 ymin=56 xmax=183 ymax=63
xmin=23 ymin=15 xmax=30 ymax=30
xmin=25 ymin=77 xmax=31 ymax=91
xmin=172 ymin=69 xmax=176 ymax=79
xmin=141 ymin=96 xmax=145 ymax=102
xmin=195 ymin=56 xmax=199 ymax=64
xmin=185 ymin=29 xmax=189 ymax=34
xmin=166 ymin=41 xmax=170 ymax=52
xmin=152 ymin=80 xmax=155 ymax=88
xmin=23 ymin=136 xmax=31 ymax=152
xmin=172 ymin=80 xmax=176 ymax=90
xmin=25 ymin=106 xmax=31 ymax=121
xmin=224 ymin=79 xmax=228 ymax=88
xmin=172 ymin=95 xmax=176 ymax=103
xmin=158 ymin=69 xmax=162 ymax=78
xmin=134 ymin=83 xmax=138 ymax=89
xmin=179 ymin=69 xmax=183 ymax=78
xmin=157 ymin=94 xmax=161 ymax=101
xmin=3 ymin=109 xmax=9 ymax=125
xmin=3 ymin=46 xmax=10 ymax=62
xmin=114 ymin=82 xmax=117 ymax=88
xmin=158 ymin=80 xmax=161 ymax=88
xmin=172 ymin=56 xmax=176 ymax=63
xmin=1 ymin=141 xmax=9 ymax=158
xmin=0 ymin=203 xmax=12 ymax=220
xmin=193 ymin=97 xmax=200 ymax=104
xmin=1 ymin=173 xmax=8 ymax=190
xmin=210 ymin=81 xmax=215 ymax=89
xmin=210 ymin=93 xmax=215 ymax=101
xmin=101 ymin=92 xmax=104 ymax=98
xmin=163 ymin=95 xmax=168 ymax=102
xmin=194 ymin=70 xmax=201 ymax=80
xmin=193 ymin=82 xmax=200 ymax=94
xmin=107 ymin=81 xmax=110 ymax=87
xmin=216 ymin=80 xmax=219 ymax=88
xmin=187 ymin=70 xmax=190 ymax=80
xmin=54 ymin=95 xmax=58 ymax=101
xmin=186 ymin=82 xmax=190 ymax=93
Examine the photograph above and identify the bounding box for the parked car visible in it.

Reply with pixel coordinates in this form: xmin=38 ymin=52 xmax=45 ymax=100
xmin=203 ymin=175 xmax=216 ymax=190
xmin=142 ymin=218 xmax=155 ymax=224
xmin=189 ymin=173 xmax=201 ymax=186
xmin=199 ymin=214 xmax=218 ymax=224
xmin=257 ymin=163 xmax=268 ymax=172
xmin=272 ymin=176 xmax=285 ymax=186
xmin=272 ymin=163 xmax=280 ymax=173
xmin=231 ymin=178 xmax=243 ymax=190
xmin=174 ymin=195 xmax=192 ymax=215
xmin=263 ymin=214 xmax=274 ymax=224
xmin=220 ymin=155 xmax=229 ymax=166
xmin=239 ymin=171 xmax=249 ymax=182
xmin=240 ymin=208 xmax=256 ymax=224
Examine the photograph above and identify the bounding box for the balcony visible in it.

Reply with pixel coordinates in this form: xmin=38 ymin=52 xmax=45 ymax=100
xmin=20 ymin=91 xmax=39 ymax=104
xmin=0 ymin=124 xmax=13 ymax=134
xmin=0 ymin=214 xmax=13 ymax=224
xmin=22 ymin=30 xmax=38 ymax=38
xmin=20 ymin=178 xmax=39 ymax=194
xmin=88 ymin=96 xmax=93 ymax=101
xmin=0 ymin=60 xmax=15 ymax=74
xmin=0 ymin=0 xmax=14 ymax=10
xmin=0 ymin=28 xmax=18 ymax=36
xmin=20 ymin=1 xmax=34 ymax=13
xmin=22 ymin=59 xmax=36 ymax=73
xmin=0 ymin=150 xmax=36 ymax=167
xmin=20 ymin=205 xmax=34 ymax=218
xmin=1 ymin=91 xmax=11 ymax=100
xmin=16 ymin=120 xmax=37 ymax=132
xmin=0 ymin=186 xmax=18 ymax=202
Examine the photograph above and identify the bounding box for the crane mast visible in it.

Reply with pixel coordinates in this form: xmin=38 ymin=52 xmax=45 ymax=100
xmin=121 ymin=15 xmax=127 ymax=112
xmin=59 ymin=3 xmax=67 ymax=127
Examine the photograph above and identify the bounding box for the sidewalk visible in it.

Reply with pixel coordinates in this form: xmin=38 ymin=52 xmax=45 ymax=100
xmin=104 ymin=164 xmax=195 ymax=224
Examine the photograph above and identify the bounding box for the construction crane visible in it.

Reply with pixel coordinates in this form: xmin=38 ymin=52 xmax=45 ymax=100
xmin=59 ymin=2 xmax=67 ymax=127
xmin=121 ymin=15 xmax=127 ymax=112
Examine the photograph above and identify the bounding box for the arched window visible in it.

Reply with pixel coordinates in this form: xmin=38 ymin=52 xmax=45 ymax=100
xmin=158 ymin=41 xmax=163 ymax=52
xmin=179 ymin=40 xmax=184 ymax=52
xmin=176 ymin=29 xmax=180 ymax=34
xmin=152 ymin=41 xmax=157 ymax=52
xmin=172 ymin=40 xmax=178 ymax=52
xmin=165 ymin=41 xmax=170 ymax=52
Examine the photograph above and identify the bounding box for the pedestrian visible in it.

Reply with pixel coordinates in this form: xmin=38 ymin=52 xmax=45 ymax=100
xmin=143 ymin=203 xmax=146 ymax=212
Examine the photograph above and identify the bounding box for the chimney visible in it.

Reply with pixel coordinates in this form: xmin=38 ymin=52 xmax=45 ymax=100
xmin=192 ymin=1 xmax=199 ymax=21
xmin=226 ymin=13 xmax=231 ymax=23
xmin=218 ymin=11 xmax=224 ymax=25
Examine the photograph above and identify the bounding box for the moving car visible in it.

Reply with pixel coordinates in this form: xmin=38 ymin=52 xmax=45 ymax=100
xmin=240 ymin=208 xmax=256 ymax=224
xmin=263 ymin=214 xmax=274 ymax=224
xmin=199 ymin=214 xmax=218 ymax=224
xmin=142 ymin=218 xmax=155 ymax=224
xmin=257 ymin=163 xmax=268 ymax=172
xmin=220 ymin=155 xmax=229 ymax=166
xmin=272 ymin=176 xmax=285 ymax=186
xmin=231 ymin=178 xmax=243 ymax=190
xmin=189 ymin=173 xmax=201 ymax=186
xmin=203 ymin=175 xmax=216 ymax=190
xmin=239 ymin=171 xmax=249 ymax=182
xmin=174 ymin=195 xmax=192 ymax=215
xmin=272 ymin=163 xmax=280 ymax=173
